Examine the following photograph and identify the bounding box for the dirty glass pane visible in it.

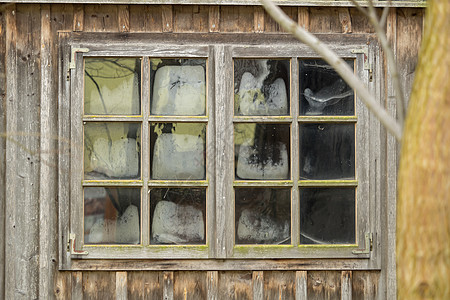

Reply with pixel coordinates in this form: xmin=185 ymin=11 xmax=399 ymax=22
xmin=150 ymin=188 xmax=206 ymax=245
xmin=84 ymin=122 xmax=141 ymax=180
xmin=300 ymin=188 xmax=355 ymax=244
xmin=150 ymin=58 xmax=206 ymax=116
xmin=84 ymin=57 xmax=141 ymax=115
xmin=299 ymin=123 xmax=354 ymax=180
xmin=299 ymin=59 xmax=354 ymax=116
xmin=151 ymin=123 xmax=206 ymax=180
xmin=235 ymin=188 xmax=291 ymax=245
xmin=234 ymin=59 xmax=290 ymax=116
xmin=235 ymin=123 xmax=290 ymax=180
xmin=84 ymin=187 xmax=141 ymax=245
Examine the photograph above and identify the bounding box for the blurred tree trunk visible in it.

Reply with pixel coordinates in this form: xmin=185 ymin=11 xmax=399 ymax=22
xmin=397 ymin=0 xmax=450 ymax=298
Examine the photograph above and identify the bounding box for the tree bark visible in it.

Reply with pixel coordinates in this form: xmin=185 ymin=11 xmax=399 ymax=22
xmin=397 ymin=0 xmax=450 ymax=298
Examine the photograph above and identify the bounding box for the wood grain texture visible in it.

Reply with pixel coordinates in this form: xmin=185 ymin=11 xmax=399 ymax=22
xmin=82 ymin=271 xmax=116 ymax=299
xmin=218 ymin=271 xmax=252 ymax=300
xmin=129 ymin=5 xmax=163 ymax=32
xmin=116 ymin=271 xmax=128 ymax=300
xmin=348 ymin=8 xmax=375 ymax=34
xmin=252 ymin=271 xmax=264 ymax=300
xmin=265 ymin=6 xmax=297 ymax=32
xmin=352 ymin=271 xmax=379 ymax=300
xmin=220 ymin=6 xmax=253 ymax=32
xmin=207 ymin=271 xmax=219 ymax=300
xmin=174 ymin=5 xmax=208 ymax=32
xmin=72 ymin=272 xmax=83 ymax=300
xmin=298 ymin=7 xmax=310 ymax=30
xmin=163 ymin=271 xmax=174 ymax=300
xmin=161 ymin=5 xmax=173 ymax=32
xmin=208 ymin=6 xmax=219 ymax=32
xmin=338 ymin=8 xmax=352 ymax=33
xmin=307 ymin=271 xmax=341 ymax=300
xmin=127 ymin=271 xmax=163 ymax=299
xmin=84 ymin=4 xmax=118 ymax=31
xmin=309 ymin=7 xmax=340 ymax=33
xmin=73 ymin=4 xmax=84 ymax=31
xmin=54 ymin=271 xmax=72 ymax=300
xmin=253 ymin=6 xmax=264 ymax=33
xmin=0 ymin=5 xmax=6 ymax=299
xmin=264 ymin=271 xmax=295 ymax=300
xmin=5 ymin=4 xmax=41 ymax=299
xmin=118 ymin=5 xmax=130 ymax=32
xmin=174 ymin=271 xmax=207 ymax=300
xmin=341 ymin=271 xmax=352 ymax=300
xmin=295 ymin=271 xmax=307 ymax=300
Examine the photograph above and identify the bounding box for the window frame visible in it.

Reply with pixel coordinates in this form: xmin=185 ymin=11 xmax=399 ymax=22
xmin=58 ymin=33 xmax=382 ymax=270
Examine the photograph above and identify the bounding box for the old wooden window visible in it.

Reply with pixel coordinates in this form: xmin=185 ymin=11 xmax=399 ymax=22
xmin=59 ymin=34 xmax=380 ymax=269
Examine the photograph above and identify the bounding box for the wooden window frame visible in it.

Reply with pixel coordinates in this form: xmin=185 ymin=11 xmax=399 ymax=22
xmin=58 ymin=32 xmax=382 ymax=270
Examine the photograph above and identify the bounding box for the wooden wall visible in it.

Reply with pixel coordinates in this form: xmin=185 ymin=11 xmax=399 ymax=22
xmin=0 ymin=3 xmax=424 ymax=299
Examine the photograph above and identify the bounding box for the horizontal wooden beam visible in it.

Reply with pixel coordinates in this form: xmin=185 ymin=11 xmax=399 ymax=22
xmin=3 ymin=0 xmax=427 ymax=8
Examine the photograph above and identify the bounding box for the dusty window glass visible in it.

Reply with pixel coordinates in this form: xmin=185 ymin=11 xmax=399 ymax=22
xmin=84 ymin=187 xmax=141 ymax=245
xmin=299 ymin=123 xmax=355 ymax=180
xmin=299 ymin=59 xmax=354 ymax=116
xmin=84 ymin=58 xmax=141 ymax=115
xmin=150 ymin=188 xmax=206 ymax=245
xmin=84 ymin=122 xmax=141 ymax=180
xmin=150 ymin=123 xmax=206 ymax=180
xmin=150 ymin=58 xmax=206 ymax=116
xmin=300 ymin=188 xmax=355 ymax=244
xmin=234 ymin=123 xmax=290 ymax=180
xmin=234 ymin=59 xmax=290 ymax=116
xmin=235 ymin=188 xmax=291 ymax=245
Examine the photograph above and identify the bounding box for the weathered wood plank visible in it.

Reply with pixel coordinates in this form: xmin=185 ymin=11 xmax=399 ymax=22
xmin=207 ymin=271 xmax=219 ymax=300
xmin=220 ymin=6 xmax=253 ymax=32
xmin=252 ymin=271 xmax=264 ymax=300
xmin=348 ymin=8 xmax=375 ymax=34
xmin=338 ymin=7 xmax=352 ymax=33
xmin=54 ymin=271 xmax=72 ymax=300
xmin=309 ymin=7 xmax=341 ymax=33
xmin=352 ymin=271 xmax=379 ymax=300
xmin=5 ymin=4 xmax=41 ymax=299
xmin=127 ymin=271 xmax=163 ymax=299
xmin=265 ymin=6 xmax=297 ymax=32
xmin=298 ymin=7 xmax=310 ymax=30
xmin=73 ymin=4 xmax=84 ymax=31
xmin=84 ymin=4 xmax=118 ymax=31
xmin=218 ymin=271 xmax=252 ymax=300
xmin=173 ymin=271 xmax=207 ymax=300
xmin=341 ymin=271 xmax=352 ymax=300
xmin=208 ymin=6 xmax=219 ymax=32
xmin=116 ymin=271 xmax=128 ymax=300
xmin=163 ymin=271 xmax=174 ymax=300
xmin=253 ymin=6 xmax=264 ymax=33
xmin=51 ymin=4 xmax=74 ymax=31
xmin=307 ymin=271 xmax=341 ymax=300
xmin=174 ymin=5 xmax=209 ymax=32
xmin=82 ymin=271 xmax=116 ymax=299
xmin=0 ymin=5 xmax=7 ymax=299
xmin=118 ymin=5 xmax=129 ymax=32
xmin=72 ymin=272 xmax=83 ymax=300
xmin=295 ymin=271 xmax=307 ymax=300
xmin=161 ymin=5 xmax=173 ymax=32
xmin=264 ymin=271 xmax=295 ymax=300
xmin=39 ymin=4 xmax=58 ymax=300
xmin=129 ymin=5 xmax=163 ymax=32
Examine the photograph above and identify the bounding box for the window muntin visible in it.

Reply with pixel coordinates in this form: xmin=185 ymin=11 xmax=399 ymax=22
xmin=63 ymin=38 xmax=375 ymax=264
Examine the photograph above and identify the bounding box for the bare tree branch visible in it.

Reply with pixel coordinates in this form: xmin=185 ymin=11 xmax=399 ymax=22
xmin=260 ymin=0 xmax=403 ymax=141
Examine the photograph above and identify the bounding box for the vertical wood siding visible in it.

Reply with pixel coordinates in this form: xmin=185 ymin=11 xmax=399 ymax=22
xmin=0 ymin=4 xmax=424 ymax=299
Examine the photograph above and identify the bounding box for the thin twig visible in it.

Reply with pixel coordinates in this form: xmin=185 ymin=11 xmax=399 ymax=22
xmin=260 ymin=0 xmax=403 ymax=141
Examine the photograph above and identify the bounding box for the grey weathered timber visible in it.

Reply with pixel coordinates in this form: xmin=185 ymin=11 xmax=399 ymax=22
xmin=39 ymin=5 xmax=58 ymax=299
xmin=5 ymin=5 xmax=41 ymax=299
xmin=291 ymin=57 xmax=300 ymax=247
xmin=116 ymin=271 xmax=128 ymax=300
xmin=341 ymin=271 xmax=352 ymax=300
xmin=207 ymin=271 xmax=219 ymax=300
xmin=141 ymin=56 xmax=150 ymax=246
xmin=295 ymin=271 xmax=307 ymax=300
xmin=163 ymin=271 xmax=174 ymax=300
xmin=1 ymin=0 xmax=428 ymax=8
xmin=252 ymin=271 xmax=264 ymax=300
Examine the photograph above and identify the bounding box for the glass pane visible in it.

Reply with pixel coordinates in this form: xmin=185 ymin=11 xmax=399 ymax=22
xmin=299 ymin=59 xmax=354 ymax=116
xmin=300 ymin=188 xmax=355 ymax=244
xmin=150 ymin=59 xmax=206 ymax=116
xmin=235 ymin=188 xmax=291 ymax=244
xmin=235 ymin=123 xmax=290 ymax=180
xmin=150 ymin=188 xmax=206 ymax=245
xmin=84 ymin=57 xmax=141 ymax=115
xmin=234 ymin=59 xmax=290 ymax=116
xmin=151 ymin=123 xmax=206 ymax=180
xmin=300 ymin=123 xmax=354 ymax=180
xmin=84 ymin=187 xmax=141 ymax=244
xmin=84 ymin=122 xmax=141 ymax=180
